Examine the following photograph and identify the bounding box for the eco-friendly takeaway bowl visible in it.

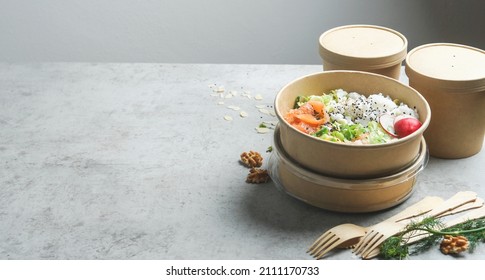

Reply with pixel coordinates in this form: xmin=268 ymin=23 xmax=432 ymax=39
xmin=319 ymin=24 xmax=407 ymax=80
xmin=274 ymin=70 xmax=430 ymax=179
xmin=405 ymin=43 xmax=485 ymax=159
xmin=268 ymin=125 xmax=429 ymax=213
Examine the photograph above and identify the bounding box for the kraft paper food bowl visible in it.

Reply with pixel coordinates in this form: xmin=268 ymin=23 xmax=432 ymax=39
xmin=268 ymin=125 xmax=428 ymax=213
xmin=274 ymin=70 xmax=430 ymax=179
xmin=405 ymin=43 xmax=485 ymax=158
xmin=319 ymin=24 xmax=407 ymax=80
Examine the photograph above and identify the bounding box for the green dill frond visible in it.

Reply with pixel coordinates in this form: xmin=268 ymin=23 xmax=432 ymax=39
xmin=380 ymin=236 xmax=409 ymax=260
xmin=409 ymin=234 xmax=441 ymax=255
xmin=379 ymin=216 xmax=485 ymax=259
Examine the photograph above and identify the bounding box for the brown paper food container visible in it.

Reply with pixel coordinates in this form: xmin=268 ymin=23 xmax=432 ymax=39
xmin=405 ymin=43 xmax=485 ymax=158
xmin=268 ymin=126 xmax=428 ymax=213
xmin=319 ymin=25 xmax=407 ymax=80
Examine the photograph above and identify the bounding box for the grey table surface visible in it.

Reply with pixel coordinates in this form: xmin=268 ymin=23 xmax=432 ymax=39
xmin=0 ymin=63 xmax=484 ymax=260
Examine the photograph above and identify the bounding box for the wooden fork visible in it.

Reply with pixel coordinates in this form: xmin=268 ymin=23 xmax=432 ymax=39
xmin=307 ymin=196 xmax=443 ymax=259
xmin=352 ymin=191 xmax=478 ymax=259
xmin=307 ymin=223 xmax=367 ymax=259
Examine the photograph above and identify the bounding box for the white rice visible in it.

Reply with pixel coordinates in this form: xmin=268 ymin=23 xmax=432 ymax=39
xmin=326 ymin=89 xmax=418 ymax=126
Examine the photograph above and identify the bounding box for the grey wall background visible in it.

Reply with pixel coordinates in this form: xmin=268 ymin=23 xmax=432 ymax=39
xmin=1 ymin=0 xmax=484 ymax=64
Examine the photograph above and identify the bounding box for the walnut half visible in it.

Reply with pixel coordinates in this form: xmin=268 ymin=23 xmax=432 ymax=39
xmin=440 ymin=235 xmax=469 ymax=255
xmin=246 ymin=168 xmax=270 ymax=184
xmin=240 ymin=151 xmax=263 ymax=168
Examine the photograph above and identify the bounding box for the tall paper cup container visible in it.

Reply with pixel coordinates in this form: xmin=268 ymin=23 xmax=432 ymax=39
xmin=319 ymin=25 xmax=407 ymax=80
xmin=405 ymin=43 xmax=485 ymax=158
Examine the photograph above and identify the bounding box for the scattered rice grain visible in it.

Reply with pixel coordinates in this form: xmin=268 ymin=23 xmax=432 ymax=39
xmin=255 ymin=127 xmax=270 ymax=134
xmin=227 ymin=105 xmax=240 ymax=111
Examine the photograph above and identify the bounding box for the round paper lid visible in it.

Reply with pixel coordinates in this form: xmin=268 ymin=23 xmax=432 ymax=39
xmin=319 ymin=25 xmax=407 ymax=69
xmin=405 ymin=43 xmax=485 ymax=92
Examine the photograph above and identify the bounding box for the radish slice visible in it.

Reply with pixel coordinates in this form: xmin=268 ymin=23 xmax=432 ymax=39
xmin=379 ymin=114 xmax=397 ymax=137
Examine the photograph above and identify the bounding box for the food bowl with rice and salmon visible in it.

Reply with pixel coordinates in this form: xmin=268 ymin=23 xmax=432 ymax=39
xmin=274 ymin=70 xmax=431 ymax=179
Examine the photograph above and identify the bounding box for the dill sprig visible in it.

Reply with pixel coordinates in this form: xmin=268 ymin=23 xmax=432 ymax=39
xmin=380 ymin=217 xmax=485 ymax=260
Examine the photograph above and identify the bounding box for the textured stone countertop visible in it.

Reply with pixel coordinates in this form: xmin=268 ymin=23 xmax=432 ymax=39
xmin=0 ymin=63 xmax=484 ymax=260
